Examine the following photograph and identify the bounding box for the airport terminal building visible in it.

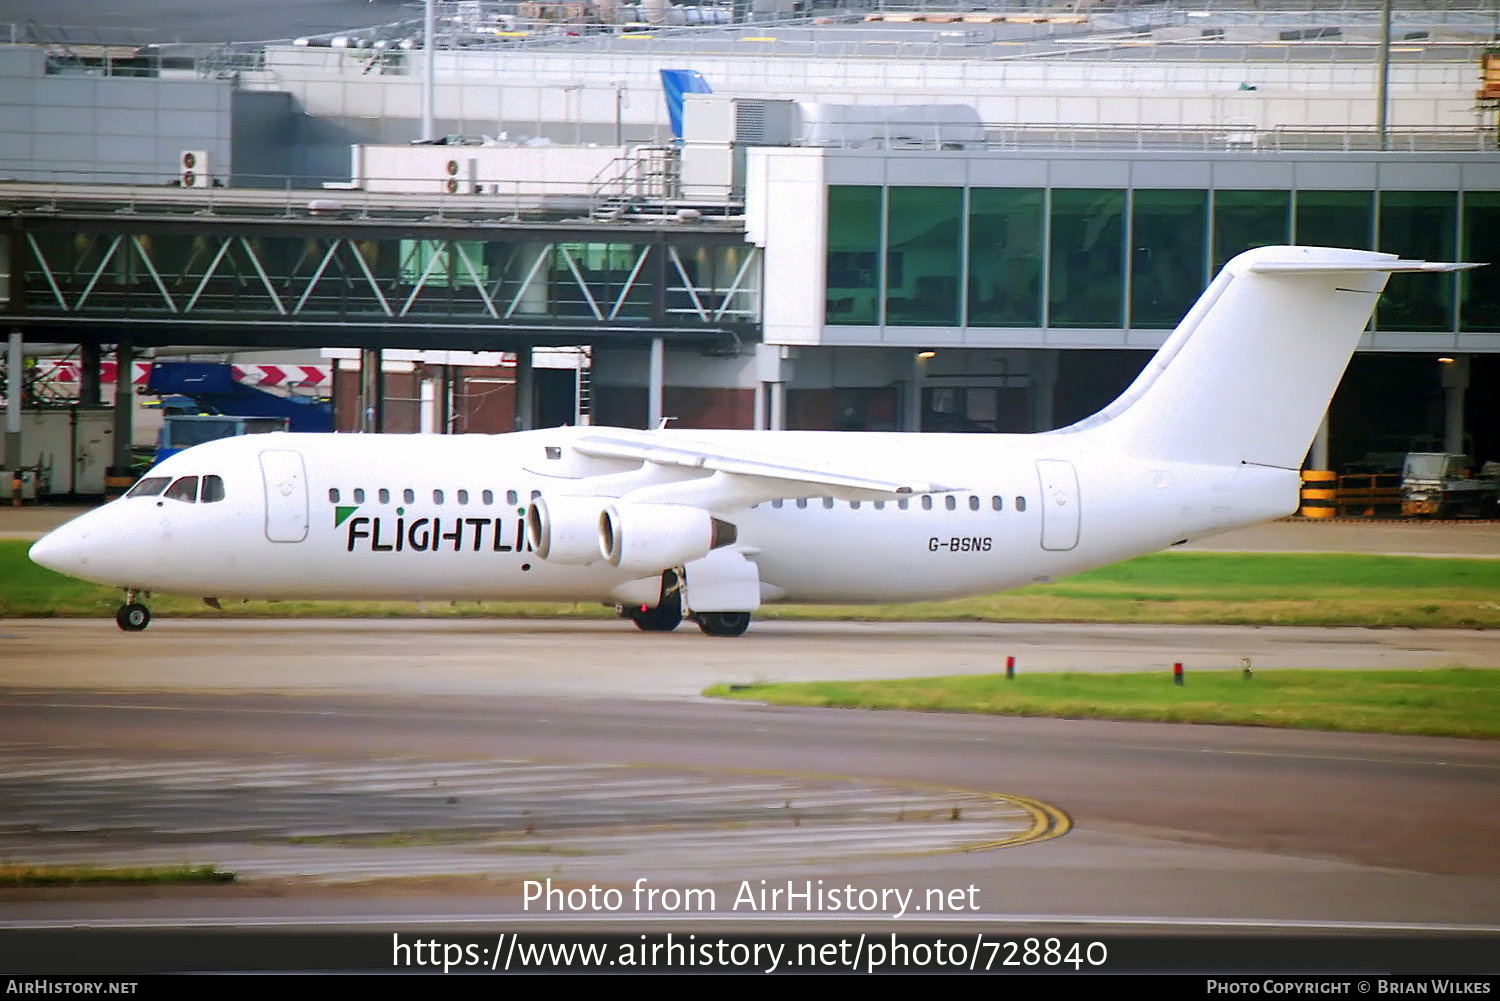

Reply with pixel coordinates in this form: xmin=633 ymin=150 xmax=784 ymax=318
xmin=2 ymin=2 xmax=1498 ymax=482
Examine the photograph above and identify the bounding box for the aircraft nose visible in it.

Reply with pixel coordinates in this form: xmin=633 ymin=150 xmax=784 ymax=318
xmin=29 ymin=520 xmax=91 ymax=578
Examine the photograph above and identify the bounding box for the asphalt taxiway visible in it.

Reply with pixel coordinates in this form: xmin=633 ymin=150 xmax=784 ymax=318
xmin=1 ymin=517 xmax=1498 ymax=949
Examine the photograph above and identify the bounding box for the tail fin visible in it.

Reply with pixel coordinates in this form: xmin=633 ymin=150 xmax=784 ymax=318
xmin=1063 ymin=246 xmax=1473 ymax=469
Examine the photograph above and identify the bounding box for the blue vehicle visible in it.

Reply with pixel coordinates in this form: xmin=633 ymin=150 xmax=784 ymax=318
xmin=153 ymin=414 xmax=289 ymax=467
xmin=143 ymin=361 xmax=334 ymax=468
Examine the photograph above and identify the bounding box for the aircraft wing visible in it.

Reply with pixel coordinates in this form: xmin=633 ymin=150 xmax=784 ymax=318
xmin=569 ymin=431 xmax=961 ymax=509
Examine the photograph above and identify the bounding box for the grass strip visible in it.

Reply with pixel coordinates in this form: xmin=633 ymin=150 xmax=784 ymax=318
xmin=0 ymin=864 xmax=235 ymax=887
xmin=705 ymin=668 xmax=1500 ymax=739
xmin=4 ymin=540 xmax=1500 ymax=628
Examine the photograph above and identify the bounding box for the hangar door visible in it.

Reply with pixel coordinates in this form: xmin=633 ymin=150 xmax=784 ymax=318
xmin=260 ymin=449 xmax=309 ymax=543
xmin=1035 ymin=459 xmax=1080 ymax=552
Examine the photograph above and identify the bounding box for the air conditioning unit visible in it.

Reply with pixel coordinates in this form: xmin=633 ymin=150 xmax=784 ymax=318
xmin=179 ymin=150 xmax=211 ymax=188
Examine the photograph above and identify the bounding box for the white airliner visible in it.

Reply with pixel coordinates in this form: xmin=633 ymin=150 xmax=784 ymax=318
xmin=29 ymin=246 xmax=1469 ymax=635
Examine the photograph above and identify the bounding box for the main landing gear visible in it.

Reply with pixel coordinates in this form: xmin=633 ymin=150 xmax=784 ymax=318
xmin=115 ymin=589 xmax=151 ymax=632
xmin=620 ymin=569 xmax=755 ymax=637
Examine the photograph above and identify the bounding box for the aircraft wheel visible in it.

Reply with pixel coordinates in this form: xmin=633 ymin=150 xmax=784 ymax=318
xmin=694 ymin=611 xmax=751 ymax=637
xmin=115 ymin=602 xmax=151 ymax=632
xmin=630 ymin=604 xmax=682 ymax=632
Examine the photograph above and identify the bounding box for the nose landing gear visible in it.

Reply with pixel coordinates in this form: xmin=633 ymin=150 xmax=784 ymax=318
xmin=115 ymin=590 xmax=151 ymax=632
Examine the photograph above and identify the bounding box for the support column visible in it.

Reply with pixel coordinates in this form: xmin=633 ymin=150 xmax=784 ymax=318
xmin=359 ymin=348 xmax=384 ymax=432
xmin=754 ymin=343 xmax=787 ymax=431
xmin=79 ymin=342 xmax=102 ymax=407
xmin=5 ymin=330 xmax=21 ymax=471
xmin=111 ymin=340 xmax=133 ymax=472
xmin=1029 ymin=348 xmax=1058 ymax=433
xmin=647 ymin=337 xmax=664 ymax=429
xmin=514 ymin=347 xmax=535 ymax=431
xmin=440 ymin=362 xmax=454 ymax=434
xmin=1441 ymin=354 xmax=1469 ymax=456
xmin=906 ymin=351 xmax=931 ymax=433
xmin=1309 ymin=412 xmax=1330 ymax=471
xmin=373 ymin=350 xmax=385 ymax=433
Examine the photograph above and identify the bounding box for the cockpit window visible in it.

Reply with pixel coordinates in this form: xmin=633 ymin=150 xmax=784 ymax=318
xmin=125 ymin=476 xmax=170 ymax=498
xmin=201 ymin=475 xmax=226 ymax=503
xmin=164 ymin=476 xmax=200 ymax=503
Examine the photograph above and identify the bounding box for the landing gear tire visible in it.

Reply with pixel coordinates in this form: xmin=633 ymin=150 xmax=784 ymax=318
xmin=694 ymin=611 xmax=751 ymax=637
xmin=626 ymin=568 xmax=683 ymax=632
xmin=629 ymin=604 xmax=682 ymax=632
xmin=115 ymin=602 xmax=151 ymax=632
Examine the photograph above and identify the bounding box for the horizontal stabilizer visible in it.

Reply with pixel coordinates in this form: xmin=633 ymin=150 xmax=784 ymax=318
xmin=1246 ymin=259 xmax=1478 ymax=274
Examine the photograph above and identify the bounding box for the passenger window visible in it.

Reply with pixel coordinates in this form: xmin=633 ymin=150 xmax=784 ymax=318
xmin=822 ymin=498 xmax=834 ymax=509
xmin=403 ymin=488 xmax=415 ymax=504
xmin=921 ymin=496 xmax=932 ymax=510
xmin=795 ymin=498 xmax=808 ymax=509
xmin=353 ymin=488 xmax=366 ymax=503
xmin=992 ymin=496 xmax=1003 ymax=511
xmin=201 ymin=475 xmax=226 ymax=503
xmin=969 ymin=496 xmax=979 ymax=511
xmin=328 ymin=488 xmax=340 ymax=503
xmin=457 ymin=489 xmax=469 ymax=505
xmin=482 ymin=490 xmax=494 ymax=505
xmin=898 ymin=498 xmax=909 ymax=510
xmin=126 ymin=476 xmax=171 ymax=498
xmin=874 ymin=500 xmax=884 ymax=510
xmin=1016 ymin=496 xmax=1027 ymax=512
xmin=164 ymin=476 xmax=199 ymax=503
xmin=507 ymin=490 xmax=518 ymax=505
xmin=850 ymin=500 xmax=860 ymax=510
xmin=530 ymin=490 xmax=541 ymax=500
xmin=433 ymin=489 xmax=445 ymax=505
xmin=945 ymin=496 xmax=956 ymax=511
xmin=378 ymin=488 xmax=390 ymax=504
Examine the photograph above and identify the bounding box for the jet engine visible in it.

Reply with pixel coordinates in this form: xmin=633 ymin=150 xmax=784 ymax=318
xmin=599 ymin=502 xmax=737 ymax=575
xmin=526 ymin=495 xmax=606 ymax=564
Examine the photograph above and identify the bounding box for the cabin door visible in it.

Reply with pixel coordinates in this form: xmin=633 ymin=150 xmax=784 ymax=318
xmin=260 ymin=449 xmax=309 ymax=543
xmin=1036 ymin=459 xmax=1080 ymax=552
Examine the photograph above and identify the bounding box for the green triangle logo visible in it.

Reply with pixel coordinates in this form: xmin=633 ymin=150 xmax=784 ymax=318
xmin=334 ymin=505 xmax=359 ymax=527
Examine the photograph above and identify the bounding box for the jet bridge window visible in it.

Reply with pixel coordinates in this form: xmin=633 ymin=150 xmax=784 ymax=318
xmin=126 ymin=476 xmax=171 ymax=498
xmin=164 ymin=476 xmax=199 ymax=503
xmin=201 ymin=475 xmax=226 ymax=503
